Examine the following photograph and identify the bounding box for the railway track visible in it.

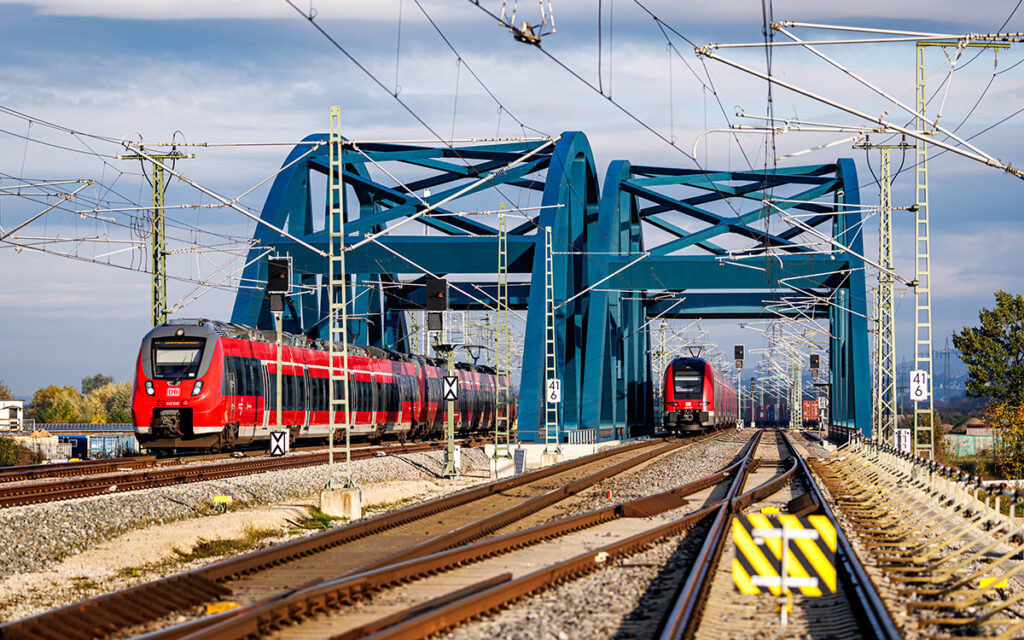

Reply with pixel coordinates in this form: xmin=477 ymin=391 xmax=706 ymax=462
xmin=811 ymin=433 xmax=1024 ymax=639
xmin=0 ymin=441 xmax=461 ymax=508
xmin=0 ymin=439 xmax=472 ymax=484
xmin=679 ymin=431 xmax=880 ymax=640
xmin=121 ymin=432 xmax=755 ymax=640
xmin=1 ymin=436 xmax=714 ymax=640
xmin=148 ymin=429 xmax=900 ymax=640
xmin=57 ymin=430 xmax=744 ymax=640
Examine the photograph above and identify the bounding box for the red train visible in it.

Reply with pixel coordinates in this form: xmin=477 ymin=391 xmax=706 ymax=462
xmin=662 ymin=357 xmax=739 ymax=433
xmin=132 ymin=319 xmax=515 ymax=452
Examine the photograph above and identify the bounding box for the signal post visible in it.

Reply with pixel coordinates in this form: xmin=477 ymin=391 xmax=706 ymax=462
xmin=319 ymin=106 xmax=361 ymax=520
xmin=426 ymin=278 xmax=460 ymax=478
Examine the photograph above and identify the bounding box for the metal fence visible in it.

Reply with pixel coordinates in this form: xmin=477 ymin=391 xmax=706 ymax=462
xmin=31 ymin=423 xmax=134 ymax=433
xmin=567 ymin=428 xmax=597 ymax=445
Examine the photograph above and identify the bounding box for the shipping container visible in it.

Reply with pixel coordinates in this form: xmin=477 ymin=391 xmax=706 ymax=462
xmin=88 ymin=433 xmax=137 ymax=458
xmin=56 ymin=433 xmax=138 ymax=459
xmin=58 ymin=435 xmax=89 ymax=459
xmin=802 ymin=400 xmax=820 ymax=425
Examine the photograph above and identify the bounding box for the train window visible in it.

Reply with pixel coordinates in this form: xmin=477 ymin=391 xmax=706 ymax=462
xmin=240 ymin=358 xmax=252 ymax=396
xmin=266 ymin=370 xmax=276 ymax=409
xmin=673 ymin=362 xmax=704 ymax=400
xmin=253 ymin=360 xmax=264 ymax=398
xmin=152 ymin=337 xmax=207 ymax=379
xmin=238 ymin=359 xmax=248 ymax=396
xmin=298 ymin=372 xmax=307 ymax=411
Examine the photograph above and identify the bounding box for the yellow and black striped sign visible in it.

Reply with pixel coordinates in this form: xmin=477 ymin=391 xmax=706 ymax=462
xmin=732 ymin=514 xmax=837 ymax=596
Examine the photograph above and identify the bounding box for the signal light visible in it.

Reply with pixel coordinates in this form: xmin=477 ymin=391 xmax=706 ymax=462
xmin=267 ymin=258 xmax=290 ymax=293
xmin=810 ymin=354 xmax=819 ymax=369
xmin=734 ymin=345 xmax=744 ymax=360
xmin=425 ymin=277 xmax=448 ymax=311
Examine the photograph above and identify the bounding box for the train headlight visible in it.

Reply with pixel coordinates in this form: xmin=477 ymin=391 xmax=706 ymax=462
xmin=191 ymin=380 xmax=204 ymax=396
xmin=145 ymin=380 xmax=155 ymax=396
xmin=698 ymin=401 xmax=709 ymax=407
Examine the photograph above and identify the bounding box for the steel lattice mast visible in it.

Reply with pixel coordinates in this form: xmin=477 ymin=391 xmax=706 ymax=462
xmin=913 ymin=44 xmax=935 ymax=458
xmin=328 ymin=106 xmax=354 ymax=489
xmin=855 ymin=141 xmax=906 ymax=446
xmin=494 ymin=204 xmax=512 ymax=458
xmin=116 ymin=148 xmax=192 ymax=327
xmin=543 ymin=226 xmax=559 ymax=453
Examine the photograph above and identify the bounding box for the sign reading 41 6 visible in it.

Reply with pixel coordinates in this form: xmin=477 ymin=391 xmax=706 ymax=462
xmin=910 ymin=370 xmax=929 ymax=402
xmin=546 ymin=379 xmax=562 ymax=403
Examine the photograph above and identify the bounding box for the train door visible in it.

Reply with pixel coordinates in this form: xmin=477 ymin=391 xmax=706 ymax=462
xmin=239 ymin=355 xmax=257 ymax=428
xmin=302 ymin=366 xmax=311 ymax=431
xmin=372 ymin=368 xmax=380 ymax=430
xmin=260 ymin=361 xmax=270 ymax=434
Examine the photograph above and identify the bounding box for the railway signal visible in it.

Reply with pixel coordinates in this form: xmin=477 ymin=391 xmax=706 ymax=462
xmin=734 ymin=342 xmax=744 ymax=428
xmin=267 ymin=258 xmax=290 ymax=292
xmin=425 ymin=277 xmax=448 ymax=310
xmin=426 ymin=277 xmax=448 ymax=336
xmin=266 ymin=256 xmax=291 ymax=438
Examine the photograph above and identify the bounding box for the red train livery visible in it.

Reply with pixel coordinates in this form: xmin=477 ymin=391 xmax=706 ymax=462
xmin=662 ymin=357 xmax=738 ymax=433
xmin=132 ymin=319 xmax=515 ymax=452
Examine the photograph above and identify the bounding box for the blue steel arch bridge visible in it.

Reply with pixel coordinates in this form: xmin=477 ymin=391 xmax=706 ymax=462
xmin=229 ymin=131 xmax=870 ymax=443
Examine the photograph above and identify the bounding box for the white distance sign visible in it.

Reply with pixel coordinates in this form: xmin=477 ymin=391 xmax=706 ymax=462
xmin=910 ymin=370 xmax=929 ymax=402
xmin=546 ymin=379 xmax=562 ymax=403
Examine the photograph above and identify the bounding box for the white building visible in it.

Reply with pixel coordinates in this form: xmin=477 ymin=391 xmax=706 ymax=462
xmin=0 ymin=401 xmax=24 ymax=431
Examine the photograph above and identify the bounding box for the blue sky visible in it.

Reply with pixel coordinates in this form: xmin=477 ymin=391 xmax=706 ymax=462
xmin=1 ymin=0 xmax=1023 ymax=398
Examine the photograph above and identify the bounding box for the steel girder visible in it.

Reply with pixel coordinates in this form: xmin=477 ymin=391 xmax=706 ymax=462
xmin=231 ymin=130 xmax=871 ymax=442
xmin=518 ymin=133 xmax=603 ymax=443
xmin=230 ymin=134 xmax=554 ymax=346
xmin=554 ymin=159 xmax=871 ymax=438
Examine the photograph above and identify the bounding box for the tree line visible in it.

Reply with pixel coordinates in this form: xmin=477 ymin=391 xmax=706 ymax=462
xmin=953 ymin=290 xmax=1024 ymax=478
xmin=0 ymin=374 xmax=132 ymax=424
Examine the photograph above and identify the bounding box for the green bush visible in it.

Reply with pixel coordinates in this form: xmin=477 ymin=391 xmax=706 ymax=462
xmin=0 ymin=437 xmax=43 ymax=467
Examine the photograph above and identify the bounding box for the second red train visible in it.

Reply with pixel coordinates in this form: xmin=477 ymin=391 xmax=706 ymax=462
xmin=662 ymin=357 xmax=738 ymax=433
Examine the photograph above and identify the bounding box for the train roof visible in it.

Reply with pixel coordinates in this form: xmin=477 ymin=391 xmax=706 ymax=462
xmin=160 ymin=318 xmax=497 ymax=374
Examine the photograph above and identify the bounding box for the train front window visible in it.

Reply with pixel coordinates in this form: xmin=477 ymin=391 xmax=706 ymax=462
xmin=152 ymin=338 xmax=206 ymax=379
xmin=673 ymin=365 xmax=703 ymax=399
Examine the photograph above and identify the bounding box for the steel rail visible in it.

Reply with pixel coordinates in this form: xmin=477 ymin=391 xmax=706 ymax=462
xmin=656 ymin=430 xmax=768 ymax=640
xmin=0 ymin=439 xmax=475 ymax=484
xmin=0 ymin=443 xmax=447 ymax=508
xmin=0 ymin=456 xmax=158 ymax=483
xmin=355 ymin=434 xmax=764 ymax=640
xmin=0 ymin=440 xmax=477 ymax=508
xmin=796 ymin=435 xmax=904 ymax=639
xmin=1 ymin=438 xmax=672 ymax=640
xmin=662 ymin=430 xmax=900 ymax=640
xmin=153 ymin=438 xmax=754 ymax=640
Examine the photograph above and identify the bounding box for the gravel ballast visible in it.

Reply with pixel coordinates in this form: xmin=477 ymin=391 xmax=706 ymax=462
xmin=0 ymin=446 xmax=492 ymax=579
xmin=446 ymin=430 xmax=778 ymax=640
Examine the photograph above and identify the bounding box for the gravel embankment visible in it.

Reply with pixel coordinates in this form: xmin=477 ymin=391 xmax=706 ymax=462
xmin=0 ymin=447 xmax=492 ymax=579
